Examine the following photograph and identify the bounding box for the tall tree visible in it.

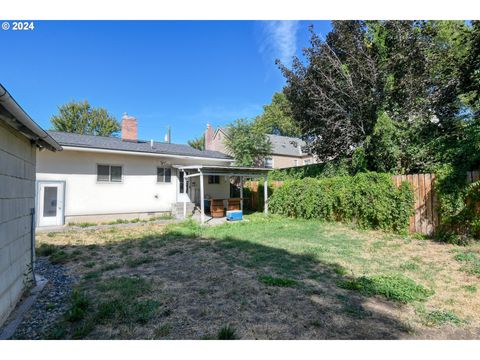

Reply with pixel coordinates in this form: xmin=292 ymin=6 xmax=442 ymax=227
xmin=277 ymin=22 xmax=383 ymax=161
xmin=224 ymin=119 xmax=272 ymax=166
xmin=187 ymin=134 xmax=205 ymax=150
xmin=51 ymin=100 xmax=120 ymax=137
xmin=279 ymin=21 xmax=476 ymax=173
xmin=254 ymin=92 xmax=300 ymax=137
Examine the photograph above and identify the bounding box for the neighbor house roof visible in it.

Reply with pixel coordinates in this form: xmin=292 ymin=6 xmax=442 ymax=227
xmin=266 ymin=134 xmax=308 ymax=157
xmin=0 ymin=84 xmax=61 ymax=151
xmin=215 ymin=127 xmax=309 ymax=157
xmin=48 ymin=131 xmax=232 ymax=160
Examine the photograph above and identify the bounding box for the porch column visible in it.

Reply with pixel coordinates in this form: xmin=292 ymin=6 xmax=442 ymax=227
xmin=240 ymin=176 xmax=244 ymax=211
xmin=264 ymin=176 xmax=268 ymax=214
xmin=200 ymin=172 xmax=205 ymax=224
xmin=183 ymin=170 xmax=187 ymax=218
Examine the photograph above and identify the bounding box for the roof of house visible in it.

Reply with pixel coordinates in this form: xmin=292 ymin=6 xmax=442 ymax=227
xmin=215 ymin=127 xmax=308 ymax=157
xmin=0 ymin=84 xmax=61 ymax=151
xmin=266 ymin=134 xmax=308 ymax=157
xmin=48 ymin=131 xmax=232 ymax=160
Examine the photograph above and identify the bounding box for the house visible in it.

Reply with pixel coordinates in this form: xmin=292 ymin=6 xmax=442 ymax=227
xmin=0 ymin=84 xmax=61 ymax=326
xmin=36 ymin=114 xmax=270 ymax=227
xmin=204 ymin=124 xmax=317 ymax=169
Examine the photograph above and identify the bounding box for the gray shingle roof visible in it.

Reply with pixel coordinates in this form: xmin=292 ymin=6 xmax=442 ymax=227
xmin=48 ymin=131 xmax=232 ymax=160
xmin=266 ymin=134 xmax=308 ymax=157
xmin=216 ymin=127 xmax=308 ymax=157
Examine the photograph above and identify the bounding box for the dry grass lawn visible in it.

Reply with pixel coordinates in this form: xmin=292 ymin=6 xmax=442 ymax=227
xmin=35 ymin=214 xmax=480 ymax=339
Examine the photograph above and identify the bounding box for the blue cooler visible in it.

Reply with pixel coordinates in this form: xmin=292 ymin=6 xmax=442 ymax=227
xmin=226 ymin=210 xmax=243 ymax=221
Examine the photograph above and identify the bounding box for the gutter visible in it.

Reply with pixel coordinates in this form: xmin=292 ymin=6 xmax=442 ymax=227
xmin=0 ymin=84 xmax=62 ymax=151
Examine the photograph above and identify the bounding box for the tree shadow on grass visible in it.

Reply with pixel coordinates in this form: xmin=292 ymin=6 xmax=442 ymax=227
xmin=34 ymin=228 xmax=413 ymax=339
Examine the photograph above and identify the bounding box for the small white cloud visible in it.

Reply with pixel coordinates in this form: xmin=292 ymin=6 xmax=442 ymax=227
xmin=258 ymin=21 xmax=299 ymax=66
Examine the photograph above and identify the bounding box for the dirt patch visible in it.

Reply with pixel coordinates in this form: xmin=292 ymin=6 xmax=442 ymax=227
xmin=35 ymin=221 xmax=480 ymax=339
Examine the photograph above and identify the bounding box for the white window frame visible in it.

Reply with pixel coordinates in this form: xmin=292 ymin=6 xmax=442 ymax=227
xmin=303 ymin=159 xmax=312 ymax=165
xmin=293 ymin=159 xmax=299 ymax=167
xmin=97 ymin=164 xmax=123 ymax=183
xmin=264 ymin=157 xmax=273 ymax=168
xmin=157 ymin=167 xmax=172 ymax=183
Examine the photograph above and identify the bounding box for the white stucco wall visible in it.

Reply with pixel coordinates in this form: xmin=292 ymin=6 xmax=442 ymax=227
xmin=0 ymin=121 xmax=35 ymax=326
xmin=36 ymin=148 xmax=232 ymax=221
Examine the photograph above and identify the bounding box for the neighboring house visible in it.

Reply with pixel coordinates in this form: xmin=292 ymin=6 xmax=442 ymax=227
xmin=36 ymin=114 xmax=236 ymax=226
xmin=204 ymin=124 xmax=317 ymax=169
xmin=0 ymin=84 xmax=61 ymax=326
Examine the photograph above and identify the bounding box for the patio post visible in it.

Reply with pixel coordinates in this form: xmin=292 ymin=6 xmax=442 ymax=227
xmin=240 ymin=176 xmax=243 ymax=211
xmin=264 ymin=175 xmax=268 ymax=214
xmin=200 ymin=171 xmax=205 ymax=224
xmin=183 ymin=170 xmax=187 ymax=218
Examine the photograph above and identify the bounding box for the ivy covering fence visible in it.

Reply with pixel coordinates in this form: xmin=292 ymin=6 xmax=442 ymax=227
xmin=268 ymin=172 xmax=414 ymax=233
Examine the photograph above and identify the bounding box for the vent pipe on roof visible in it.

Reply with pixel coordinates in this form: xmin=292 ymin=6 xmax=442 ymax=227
xmin=150 ymin=139 xmax=154 ymax=148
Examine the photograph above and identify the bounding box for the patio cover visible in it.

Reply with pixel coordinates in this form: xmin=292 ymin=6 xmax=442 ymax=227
xmin=173 ymin=165 xmax=271 ymax=223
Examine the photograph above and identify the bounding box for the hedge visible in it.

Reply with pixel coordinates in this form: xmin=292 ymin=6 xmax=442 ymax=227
xmin=268 ymin=172 xmax=414 ymax=232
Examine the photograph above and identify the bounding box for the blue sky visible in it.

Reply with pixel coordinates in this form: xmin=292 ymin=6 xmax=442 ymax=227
xmin=0 ymin=21 xmax=331 ymax=144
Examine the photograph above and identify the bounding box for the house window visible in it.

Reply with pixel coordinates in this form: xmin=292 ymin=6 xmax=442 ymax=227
xmin=208 ymin=175 xmax=220 ymax=184
xmin=157 ymin=167 xmax=172 ymax=183
xmin=264 ymin=157 xmax=273 ymax=168
xmin=293 ymin=159 xmax=299 ymax=167
xmin=304 ymin=159 xmax=312 ymax=165
xmin=97 ymin=165 xmax=123 ymax=182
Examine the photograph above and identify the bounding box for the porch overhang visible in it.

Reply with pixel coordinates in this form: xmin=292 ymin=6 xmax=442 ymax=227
xmin=173 ymin=164 xmax=271 ymax=177
xmin=173 ymin=165 xmax=272 ymax=223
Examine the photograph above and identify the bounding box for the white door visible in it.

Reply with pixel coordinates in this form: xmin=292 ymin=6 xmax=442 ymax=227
xmin=38 ymin=182 xmax=64 ymax=227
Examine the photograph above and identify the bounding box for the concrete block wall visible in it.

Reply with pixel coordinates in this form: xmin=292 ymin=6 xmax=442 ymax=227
xmin=0 ymin=121 xmax=36 ymax=326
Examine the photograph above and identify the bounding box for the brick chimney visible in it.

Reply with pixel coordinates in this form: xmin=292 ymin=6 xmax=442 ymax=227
xmin=121 ymin=113 xmax=138 ymax=142
xmin=205 ymin=123 xmax=214 ymax=150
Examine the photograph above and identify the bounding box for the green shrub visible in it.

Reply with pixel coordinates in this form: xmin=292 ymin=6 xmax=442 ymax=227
xmin=338 ymin=275 xmax=434 ymax=303
xmin=269 ymin=172 xmax=414 ymax=232
xmin=435 ymin=164 xmax=480 ymax=242
xmin=269 ymin=158 xmax=353 ymax=181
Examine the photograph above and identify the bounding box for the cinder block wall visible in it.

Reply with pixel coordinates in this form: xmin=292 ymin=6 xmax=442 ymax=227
xmin=0 ymin=121 xmax=36 ymax=326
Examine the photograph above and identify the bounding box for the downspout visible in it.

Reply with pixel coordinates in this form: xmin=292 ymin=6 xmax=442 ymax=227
xmin=30 ymin=208 xmax=37 ymax=286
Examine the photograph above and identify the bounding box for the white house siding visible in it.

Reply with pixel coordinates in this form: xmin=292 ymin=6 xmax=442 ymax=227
xmin=0 ymin=121 xmax=36 ymax=326
xmin=36 ymin=149 xmax=231 ymax=223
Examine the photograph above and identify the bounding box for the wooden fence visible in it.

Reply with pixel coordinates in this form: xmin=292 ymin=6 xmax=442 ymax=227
xmin=392 ymin=174 xmax=437 ymax=235
xmin=244 ymin=171 xmax=480 ymax=235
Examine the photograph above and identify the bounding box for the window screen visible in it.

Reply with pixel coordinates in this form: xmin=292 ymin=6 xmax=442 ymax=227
xmin=98 ymin=165 xmax=122 ymax=182
xmin=110 ymin=166 xmax=122 ymax=182
xmin=97 ymin=165 xmax=110 ymax=182
xmin=164 ymin=168 xmax=171 ymax=183
xmin=157 ymin=167 xmax=172 ymax=183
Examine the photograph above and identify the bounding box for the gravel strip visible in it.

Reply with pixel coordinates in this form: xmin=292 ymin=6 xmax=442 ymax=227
xmin=9 ymin=257 xmax=77 ymax=339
